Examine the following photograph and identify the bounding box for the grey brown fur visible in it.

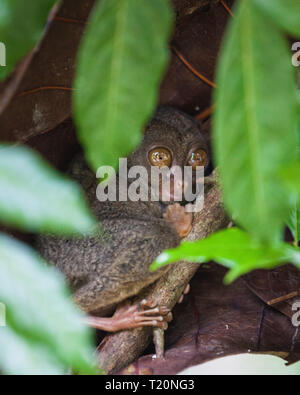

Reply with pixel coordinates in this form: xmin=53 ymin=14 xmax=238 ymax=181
xmin=36 ymin=107 xmax=208 ymax=314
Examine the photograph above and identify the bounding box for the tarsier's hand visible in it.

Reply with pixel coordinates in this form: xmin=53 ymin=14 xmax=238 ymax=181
xmin=164 ymin=203 xmax=193 ymax=238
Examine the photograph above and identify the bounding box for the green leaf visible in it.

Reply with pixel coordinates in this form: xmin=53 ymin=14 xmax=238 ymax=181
xmin=286 ymin=202 xmax=300 ymax=244
xmin=0 ymin=233 xmax=99 ymax=375
xmin=281 ymin=162 xmax=300 ymax=197
xmin=281 ymin=161 xmax=300 ymax=244
xmin=0 ymin=0 xmax=57 ymax=80
xmin=253 ymin=0 xmax=300 ymax=37
xmin=74 ymin=0 xmax=174 ymax=171
xmin=0 ymin=327 xmax=65 ymax=375
xmin=0 ymin=144 xmax=96 ymax=235
xmin=213 ymin=0 xmax=299 ymax=244
xmin=150 ymin=228 xmax=300 ymax=283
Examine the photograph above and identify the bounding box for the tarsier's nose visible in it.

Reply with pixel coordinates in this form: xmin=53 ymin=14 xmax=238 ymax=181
xmin=170 ymin=172 xmax=186 ymax=194
xmin=167 ymin=167 xmax=188 ymax=201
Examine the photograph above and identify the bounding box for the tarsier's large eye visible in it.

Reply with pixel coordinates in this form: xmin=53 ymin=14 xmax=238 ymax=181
xmin=148 ymin=147 xmax=172 ymax=168
xmin=188 ymin=149 xmax=208 ymax=169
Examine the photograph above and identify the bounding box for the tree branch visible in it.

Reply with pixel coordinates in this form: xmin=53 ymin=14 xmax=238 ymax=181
xmin=98 ymin=174 xmax=229 ymax=373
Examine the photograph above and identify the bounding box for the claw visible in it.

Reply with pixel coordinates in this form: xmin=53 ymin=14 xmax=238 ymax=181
xmin=184 ymin=284 xmax=190 ymax=295
xmin=165 ymin=312 xmax=173 ymax=323
xmin=140 ymin=299 xmax=156 ymax=309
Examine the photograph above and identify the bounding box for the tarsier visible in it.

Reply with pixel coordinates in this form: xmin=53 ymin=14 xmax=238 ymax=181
xmin=36 ymin=107 xmax=209 ymax=334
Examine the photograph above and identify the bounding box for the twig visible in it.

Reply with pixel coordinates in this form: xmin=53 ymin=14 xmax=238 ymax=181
xmin=54 ymin=16 xmax=87 ymax=25
xmin=16 ymin=86 xmax=73 ymax=98
xmin=219 ymin=0 xmax=235 ymax=18
xmin=267 ymin=291 xmax=300 ymax=306
xmin=195 ymin=105 xmax=215 ymax=121
xmin=172 ymin=46 xmax=217 ymax=88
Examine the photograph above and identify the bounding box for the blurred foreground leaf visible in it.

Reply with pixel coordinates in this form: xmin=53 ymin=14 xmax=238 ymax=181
xmin=254 ymin=0 xmax=300 ymax=37
xmin=151 ymin=228 xmax=300 ymax=283
xmin=0 ymin=145 xmax=96 ymax=235
xmin=282 ymin=162 xmax=300 ymax=244
xmin=281 ymin=162 xmax=300 ymax=199
xmin=0 ymin=233 xmax=98 ymax=375
xmin=213 ymin=0 xmax=298 ymax=244
xmin=0 ymin=0 xmax=57 ymax=80
xmin=286 ymin=203 xmax=300 ymax=244
xmin=74 ymin=0 xmax=174 ymax=171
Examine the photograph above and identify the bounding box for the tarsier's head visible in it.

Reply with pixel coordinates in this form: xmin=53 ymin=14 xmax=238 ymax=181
xmin=128 ymin=107 xmax=210 ymax=204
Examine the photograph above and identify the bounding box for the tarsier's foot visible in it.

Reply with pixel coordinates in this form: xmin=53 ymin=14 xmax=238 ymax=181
xmin=85 ymin=300 xmax=172 ymax=333
xmin=163 ymin=203 xmax=193 ymax=238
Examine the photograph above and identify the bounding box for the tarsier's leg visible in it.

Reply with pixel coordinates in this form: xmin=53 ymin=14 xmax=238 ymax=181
xmin=84 ymin=299 xmax=172 ymax=333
